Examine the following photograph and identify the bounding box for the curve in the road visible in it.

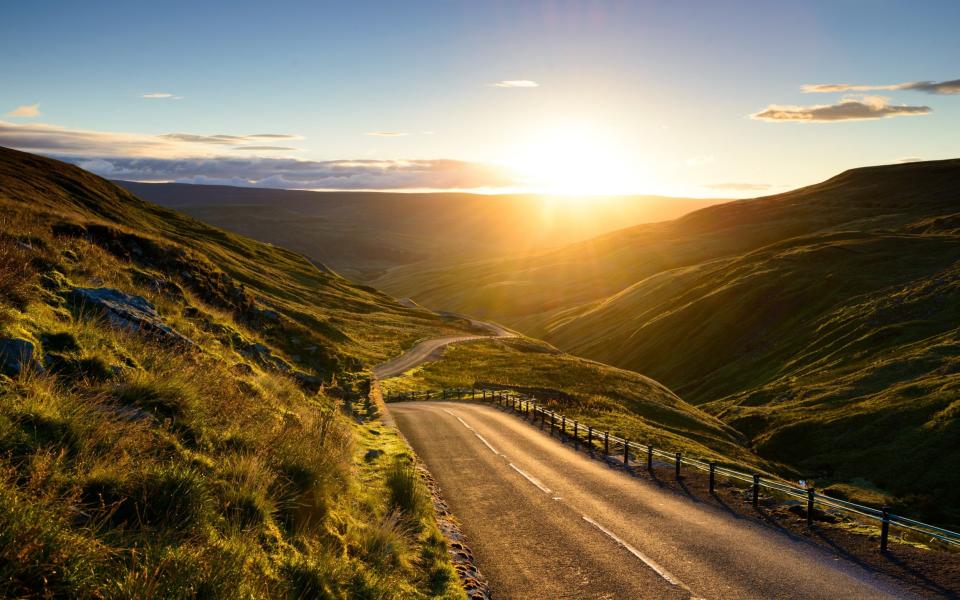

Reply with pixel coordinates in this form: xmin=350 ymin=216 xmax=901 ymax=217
xmin=373 ymin=318 xmax=514 ymax=380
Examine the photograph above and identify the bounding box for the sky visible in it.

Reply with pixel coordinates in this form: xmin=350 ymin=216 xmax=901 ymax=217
xmin=1 ymin=0 xmax=959 ymax=196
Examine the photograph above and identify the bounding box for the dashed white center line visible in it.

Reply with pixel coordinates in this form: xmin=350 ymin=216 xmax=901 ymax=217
xmin=508 ymin=463 xmax=552 ymax=494
xmin=582 ymin=514 xmax=699 ymax=598
xmin=445 ymin=409 xmax=501 ymax=455
xmin=474 ymin=433 xmax=501 ymax=455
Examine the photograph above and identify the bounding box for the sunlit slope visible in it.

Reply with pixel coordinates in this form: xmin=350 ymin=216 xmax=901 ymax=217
xmin=120 ymin=181 xmax=721 ymax=281
xmin=3 ymin=148 xmax=460 ymax=368
xmin=376 ymin=160 xmax=960 ymax=334
xmin=0 ymin=146 xmax=471 ymax=597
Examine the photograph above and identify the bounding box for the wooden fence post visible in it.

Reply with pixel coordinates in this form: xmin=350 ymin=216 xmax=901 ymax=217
xmin=880 ymin=507 xmax=891 ymax=552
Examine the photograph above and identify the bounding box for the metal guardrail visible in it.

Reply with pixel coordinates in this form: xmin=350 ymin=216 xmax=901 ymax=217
xmin=386 ymin=386 xmax=960 ymax=551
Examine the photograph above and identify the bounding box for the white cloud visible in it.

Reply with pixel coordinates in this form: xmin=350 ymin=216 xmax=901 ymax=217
xmin=491 ymin=80 xmax=539 ymax=88
xmin=896 ymin=156 xmax=924 ymax=163
xmin=751 ymin=95 xmax=931 ymax=122
xmin=6 ymin=104 xmax=40 ymax=118
xmin=364 ymin=131 xmax=408 ymax=137
xmin=802 ymin=79 xmax=960 ymax=95
xmin=161 ymin=132 xmax=301 ymax=145
xmin=142 ymin=92 xmax=183 ymax=99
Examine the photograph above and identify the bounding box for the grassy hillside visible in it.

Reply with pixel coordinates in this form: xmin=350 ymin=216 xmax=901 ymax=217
xmin=378 ymin=159 xmax=960 ymax=527
xmin=380 ymin=337 xmax=773 ymax=471
xmin=0 ymin=146 xmax=469 ymax=598
xmin=120 ymin=181 xmax=720 ymax=281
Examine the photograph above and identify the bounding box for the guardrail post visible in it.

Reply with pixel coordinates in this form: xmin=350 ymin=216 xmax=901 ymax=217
xmin=561 ymin=416 xmax=566 ymax=439
xmin=752 ymin=474 xmax=760 ymax=507
xmin=647 ymin=445 xmax=653 ymax=471
xmin=573 ymin=421 xmax=579 ymax=449
xmin=604 ymin=431 xmax=609 ymax=456
xmin=550 ymin=414 xmax=555 ymax=436
xmin=880 ymin=507 xmax=890 ymax=552
xmin=709 ymin=462 xmax=716 ymax=493
xmin=675 ymin=452 xmax=682 ymax=479
xmin=538 ymin=408 xmax=544 ymax=430
xmin=807 ymin=488 xmax=815 ymax=528
xmin=587 ymin=426 xmax=593 ymax=454
xmin=623 ymin=439 xmax=630 ymax=467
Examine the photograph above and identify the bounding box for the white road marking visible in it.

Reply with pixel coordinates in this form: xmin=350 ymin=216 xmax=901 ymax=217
xmin=509 ymin=463 xmax=552 ymax=494
xmin=582 ymin=514 xmax=699 ymax=598
xmin=445 ymin=409 xmax=501 ymax=455
xmin=474 ymin=433 xmax=501 ymax=455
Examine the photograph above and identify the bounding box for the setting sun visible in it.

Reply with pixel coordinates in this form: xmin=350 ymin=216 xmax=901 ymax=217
xmin=505 ymin=123 xmax=643 ymax=196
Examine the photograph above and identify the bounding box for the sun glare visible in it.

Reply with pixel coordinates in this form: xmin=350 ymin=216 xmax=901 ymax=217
xmin=506 ymin=123 xmax=641 ymax=196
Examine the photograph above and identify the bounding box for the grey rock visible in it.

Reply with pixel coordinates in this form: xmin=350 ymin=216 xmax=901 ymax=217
xmin=0 ymin=338 xmax=36 ymax=376
xmin=293 ymin=370 xmax=324 ymax=391
xmin=69 ymin=287 xmax=195 ymax=347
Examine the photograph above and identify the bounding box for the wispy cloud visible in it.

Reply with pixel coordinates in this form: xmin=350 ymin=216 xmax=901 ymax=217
xmin=896 ymin=156 xmax=924 ymax=163
xmin=232 ymin=145 xmax=298 ymax=151
xmin=6 ymin=104 xmax=40 ymax=118
xmin=491 ymin=80 xmax=539 ymax=88
xmin=68 ymin=156 xmax=515 ymax=190
xmin=802 ymin=79 xmax=960 ymax=95
xmin=0 ymin=120 xmax=302 ymax=157
xmin=0 ymin=119 xmax=515 ymax=190
xmin=751 ymin=95 xmax=931 ymax=122
xmin=364 ymin=131 xmax=408 ymax=137
xmin=160 ymin=132 xmax=301 ymax=145
xmin=706 ymin=182 xmax=772 ymax=191
xmin=142 ymin=92 xmax=183 ymax=99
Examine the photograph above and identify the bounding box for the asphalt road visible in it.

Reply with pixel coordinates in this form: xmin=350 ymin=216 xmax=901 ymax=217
xmin=391 ymin=401 xmax=914 ymax=600
xmin=373 ymin=318 xmax=514 ymax=380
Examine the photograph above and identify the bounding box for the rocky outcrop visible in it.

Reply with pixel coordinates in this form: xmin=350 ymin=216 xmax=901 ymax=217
xmin=0 ymin=338 xmax=36 ymax=376
xmin=69 ymin=287 xmax=194 ymax=347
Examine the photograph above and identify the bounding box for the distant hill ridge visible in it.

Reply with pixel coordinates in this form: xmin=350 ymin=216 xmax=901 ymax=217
xmin=119 ymin=180 xmax=723 ymax=281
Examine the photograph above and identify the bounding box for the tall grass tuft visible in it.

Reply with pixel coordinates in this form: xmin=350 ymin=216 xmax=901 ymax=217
xmin=386 ymin=458 xmax=429 ymax=523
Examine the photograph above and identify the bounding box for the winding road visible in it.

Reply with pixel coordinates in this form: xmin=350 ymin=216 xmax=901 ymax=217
xmin=373 ymin=316 xmax=514 ymax=380
xmin=374 ymin=325 xmax=914 ymax=599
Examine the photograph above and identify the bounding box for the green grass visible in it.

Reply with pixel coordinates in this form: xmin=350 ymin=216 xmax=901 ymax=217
xmin=382 ymin=337 xmax=773 ymax=470
xmin=0 ymin=147 xmax=468 ymax=598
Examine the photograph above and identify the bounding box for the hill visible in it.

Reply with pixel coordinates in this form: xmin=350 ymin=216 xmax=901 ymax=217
xmin=378 ymin=159 xmax=960 ymax=525
xmin=119 ymin=181 xmax=721 ymax=281
xmin=0 ymin=146 xmax=472 ymax=598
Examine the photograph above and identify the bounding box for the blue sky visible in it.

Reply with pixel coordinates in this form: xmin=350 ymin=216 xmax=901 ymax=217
xmin=2 ymin=0 xmax=958 ymax=194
